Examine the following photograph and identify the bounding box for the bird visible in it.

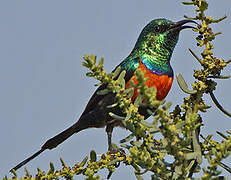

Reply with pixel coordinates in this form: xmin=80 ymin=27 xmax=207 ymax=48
xmin=10 ymin=18 xmax=197 ymax=172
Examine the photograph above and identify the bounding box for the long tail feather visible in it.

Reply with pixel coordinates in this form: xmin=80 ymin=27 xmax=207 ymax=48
xmin=10 ymin=149 xmax=45 ymax=172
xmin=10 ymin=121 xmax=86 ymax=172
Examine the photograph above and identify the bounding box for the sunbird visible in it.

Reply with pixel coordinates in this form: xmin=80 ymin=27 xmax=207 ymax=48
xmin=11 ymin=18 xmax=196 ymax=172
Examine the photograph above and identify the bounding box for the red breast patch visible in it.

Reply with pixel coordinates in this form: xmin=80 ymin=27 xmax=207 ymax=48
xmin=125 ymin=62 xmax=173 ymax=101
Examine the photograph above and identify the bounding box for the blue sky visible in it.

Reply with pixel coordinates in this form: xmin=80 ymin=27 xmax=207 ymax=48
xmin=1 ymin=1 xmax=230 ymax=179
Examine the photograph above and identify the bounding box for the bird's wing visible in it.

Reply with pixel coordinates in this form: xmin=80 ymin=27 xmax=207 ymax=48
xmin=81 ymin=58 xmax=140 ymax=116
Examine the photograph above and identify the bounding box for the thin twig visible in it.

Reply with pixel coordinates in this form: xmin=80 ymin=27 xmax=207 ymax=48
xmin=207 ymin=75 xmax=230 ymax=79
xmin=188 ymin=48 xmax=203 ymax=64
xmin=209 ymin=91 xmax=231 ymax=118
xmin=188 ymin=128 xmax=201 ymax=178
xmin=212 ymin=15 xmax=227 ymax=23
xmin=218 ymin=162 xmax=231 ymax=174
xmin=183 ymin=15 xmax=197 ymax=20
xmin=188 ymin=162 xmax=198 ymax=178
xmin=226 ymin=59 xmax=231 ymax=64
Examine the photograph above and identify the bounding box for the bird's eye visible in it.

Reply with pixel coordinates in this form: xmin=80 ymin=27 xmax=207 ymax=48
xmin=153 ymin=26 xmax=161 ymax=33
xmin=153 ymin=25 xmax=167 ymax=34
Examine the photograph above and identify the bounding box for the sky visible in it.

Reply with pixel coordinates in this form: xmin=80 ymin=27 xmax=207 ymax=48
xmin=0 ymin=1 xmax=231 ymax=179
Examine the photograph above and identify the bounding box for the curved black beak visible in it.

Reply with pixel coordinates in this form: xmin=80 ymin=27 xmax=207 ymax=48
xmin=170 ymin=19 xmax=198 ymax=31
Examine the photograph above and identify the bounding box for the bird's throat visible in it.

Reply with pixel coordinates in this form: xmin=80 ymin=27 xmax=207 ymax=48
xmin=140 ymin=54 xmax=173 ymax=77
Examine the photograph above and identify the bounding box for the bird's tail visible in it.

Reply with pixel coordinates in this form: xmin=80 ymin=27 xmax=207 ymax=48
xmin=10 ymin=149 xmax=45 ymax=173
xmin=10 ymin=120 xmax=87 ymax=172
xmin=41 ymin=121 xmax=84 ymax=150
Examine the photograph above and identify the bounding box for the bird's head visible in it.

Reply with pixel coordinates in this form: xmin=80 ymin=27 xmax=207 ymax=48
xmin=132 ymin=18 xmax=197 ymax=61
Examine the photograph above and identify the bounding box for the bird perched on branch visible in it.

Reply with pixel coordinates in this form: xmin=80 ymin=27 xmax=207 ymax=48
xmin=11 ymin=18 xmax=197 ymax=172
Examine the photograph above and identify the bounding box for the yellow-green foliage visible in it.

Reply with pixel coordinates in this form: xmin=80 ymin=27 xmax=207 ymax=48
xmin=6 ymin=0 xmax=231 ymax=179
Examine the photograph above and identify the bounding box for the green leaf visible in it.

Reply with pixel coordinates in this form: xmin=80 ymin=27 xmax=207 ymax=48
xmin=218 ymin=162 xmax=231 ymax=174
xmin=200 ymin=1 xmax=208 ymax=11
xmin=175 ymin=164 xmax=183 ymax=175
xmin=141 ymin=120 xmax=154 ymax=128
xmin=107 ymin=102 xmax=118 ymax=108
xmin=37 ymin=168 xmax=41 ymax=173
xmin=117 ymin=70 xmax=126 ymax=88
xmin=151 ymin=119 xmax=159 ymax=132
xmin=192 ymin=130 xmax=202 ymax=164
xmin=130 ymin=140 xmax=142 ymax=148
xmin=60 ymin=158 xmax=67 ymax=167
xmin=147 ymin=143 xmax=164 ymax=153
xmin=10 ymin=169 xmax=17 ymax=176
xmin=80 ymin=156 xmax=88 ymax=167
xmin=135 ymin=174 xmax=144 ymax=180
xmin=182 ymin=1 xmax=195 ymax=5
xmin=120 ymin=143 xmax=132 ymax=149
xmin=185 ymin=160 xmax=196 ymax=173
xmin=90 ymin=150 xmax=97 ymax=162
xmin=216 ymin=131 xmax=228 ymax=140
xmin=120 ymin=133 xmax=135 ymax=143
xmin=212 ymin=15 xmax=227 ymax=23
xmin=82 ymin=62 xmax=89 ymax=67
xmin=86 ymin=72 xmax=94 ymax=77
xmin=122 ymin=121 xmax=135 ymax=133
xmin=97 ymin=89 xmax=110 ymax=95
xmin=175 ymin=121 xmax=186 ymax=133
xmin=176 ymin=73 xmax=197 ymax=94
xmin=109 ymin=112 xmax=125 ymax=120
xmin=136 ymin=161 xmax=148 ymax=169
xmin=198 ymin=104 xmax=211 ymax=112
xmin=146 ymin=109 xmax=155 ymax=116
xmin=107 ymin=159 xmax=120 ymax=166
xmin=131 ymin=162 xmax=141 ymax=172
xmin=24 ymin=167 xmax=30 ymax=176
xmin=112 ymin=66 xmax=121 ymax=79
xmin=135 ymin=169 xmax=149 ymax=175
xmin=134 ymin=94 xmax=143 ymax=107
xmin=98 ymin=57 xmax=104 ymax=66
xmin=111 ymin=143 xmax=120 ymax=151
xmin=48 ymin=162 xmax=55 ymax=173
xmin=125 ymin=88 xmax=135 ymax=99
xmin=89 ymin=54 xmax=96 ymax=64
xmin=184 ymin=152 xmax=198 ymax=160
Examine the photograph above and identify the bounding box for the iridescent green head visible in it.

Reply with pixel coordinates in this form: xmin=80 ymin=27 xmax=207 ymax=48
xmin=131 ymin=18 xmax=196 ymax=61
